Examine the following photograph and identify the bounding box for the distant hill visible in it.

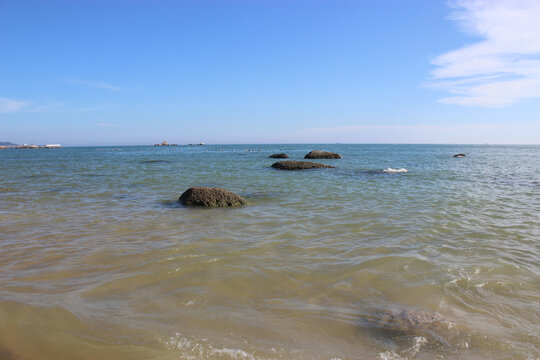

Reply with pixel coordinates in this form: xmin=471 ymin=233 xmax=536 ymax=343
xmin=0 ymin=141 xmax=18 ymax=146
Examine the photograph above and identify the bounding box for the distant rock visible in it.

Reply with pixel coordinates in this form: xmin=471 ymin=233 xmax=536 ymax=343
xmin=0 ymin=141 xmax=17 ymax=146
xmin=179 ymin=187 xmax=247 ymax=207
xmin=453 ymin=153 xmax=466 ymax=158
xmin=271 ymin=160 xmax=335 ymax=170
xmin=304 ymin=150 xmax=342 ymax=159
xmin=269 ymin=153 xmax=289 ymax=159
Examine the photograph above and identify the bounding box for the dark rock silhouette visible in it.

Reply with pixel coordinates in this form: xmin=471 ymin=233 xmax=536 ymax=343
xmin=269 ymin=153 xmax=289 ymax=159
xmin=271 ymin=161 xmax=335 ymax=170
xmin=453 ymin=154 xmax=466 ymax=158
xmin=304 ymin=150 xmax=342 ymax=159
xmin=179 ymin=187 xmax=247 ymax=207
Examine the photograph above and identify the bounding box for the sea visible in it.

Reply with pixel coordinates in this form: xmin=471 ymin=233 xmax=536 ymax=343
xmin=0 ymin=144 xmax=538 ymax=360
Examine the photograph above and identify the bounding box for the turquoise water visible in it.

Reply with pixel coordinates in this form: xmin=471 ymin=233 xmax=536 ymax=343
xmin=0 ymin=144 xmax=539 ymax=359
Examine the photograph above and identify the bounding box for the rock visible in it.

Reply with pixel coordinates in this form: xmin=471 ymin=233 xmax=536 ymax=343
xmin=269 ymin=153 xmax=289 ymax=159
xmin=453 ymin=154 xmax=466 ymax=158
xmin=365 ymin=309 xmax=455 ymax=338
xmin=271 ymin=161 xmax=335 ymax=170
xmin=304 ymin=150 xmax=342 ymax=159
xmin=179 ymin=187 xmax=247 ymax=207
xmin=392 ymin=310 xmax=448 ymax=330
xmin=360 ymin=308 xmax=468 ymax=348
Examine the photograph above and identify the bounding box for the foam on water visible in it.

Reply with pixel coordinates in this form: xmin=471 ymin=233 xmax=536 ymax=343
xmin=163 ymin=333 xmax=264 ymax=360
xmin=378 ymin=336 xmax=428 ymax=360
xmin=383 ymin=168 xmax=408 ymax=173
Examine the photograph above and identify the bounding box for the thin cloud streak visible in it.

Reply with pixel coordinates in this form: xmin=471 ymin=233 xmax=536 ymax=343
xmin=0 ymin=97 xmax=65 ymax=113
xmin=64 ymin=78 xmax=123 ymax=91
xmin=0 ymin=97 xmax=117 ymax=114
xmin=429 ymin=0 xmax=540 ymax=107
xmin=0 ymin=97 xmax=30 ymax=113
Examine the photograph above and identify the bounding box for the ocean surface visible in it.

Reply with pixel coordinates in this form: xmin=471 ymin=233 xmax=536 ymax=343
xmin=0 ymin=144 xmax=538 ymax=360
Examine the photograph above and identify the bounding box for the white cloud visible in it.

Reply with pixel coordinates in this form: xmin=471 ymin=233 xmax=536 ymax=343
xmin=0 ymin=97 xmax=30 ymax=113
xmin=429 ymin=0 xmax=540 ymax=107
xmin=64 ymin=78 xmax=122 ymax=91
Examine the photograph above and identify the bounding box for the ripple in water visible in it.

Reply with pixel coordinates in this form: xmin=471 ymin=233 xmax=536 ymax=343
xmin=0 ymin=144 xmax=538 ymax=360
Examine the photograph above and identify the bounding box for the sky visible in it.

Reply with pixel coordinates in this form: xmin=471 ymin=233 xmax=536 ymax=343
xmin=1 ymin=0 xmax=539 ymax=145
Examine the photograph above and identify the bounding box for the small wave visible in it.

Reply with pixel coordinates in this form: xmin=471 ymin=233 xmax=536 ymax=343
xmin=378 ymin=336 xmax=427 ymax=360
xmin=383 ymin=168 xmax=408 ymax=173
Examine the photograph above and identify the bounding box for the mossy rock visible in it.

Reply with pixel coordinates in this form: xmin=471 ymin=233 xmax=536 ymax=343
xmin=269 ymin=153 xmax=289 ymax=159
xmin=179 ymin=187 xmax=247 ymax=207
xmin=304 ymin=150 xmax=342 ymax=159
xmin=271 ymin=161 xmax=335 ymax=170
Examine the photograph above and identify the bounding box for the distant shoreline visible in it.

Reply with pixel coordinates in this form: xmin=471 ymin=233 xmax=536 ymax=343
xmin=0 ymin=144 xmax=61 ymax=149
xmin=2 ymin=143 xmax=540 ymax=149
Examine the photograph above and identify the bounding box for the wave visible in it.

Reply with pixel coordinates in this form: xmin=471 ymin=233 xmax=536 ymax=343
xmin=383 ymin=168 xmax=408 ymax=173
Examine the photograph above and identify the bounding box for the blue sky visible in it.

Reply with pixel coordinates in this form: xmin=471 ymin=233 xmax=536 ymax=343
xmin=1 ymin=0 xmax=539 ymax=145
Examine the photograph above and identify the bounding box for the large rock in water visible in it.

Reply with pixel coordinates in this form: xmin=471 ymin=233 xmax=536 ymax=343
xmin=453 ymin=153 xmax=466 ymax=158
xmin=304 ymin=150 xmax=342 ymax=159
xmin=269 ymin=153 xmax=289 ymax=159
xmin=271 ymin=160 xmax=335 ymax=170
xmin=179 ymin=187 xmax=247 ymax=207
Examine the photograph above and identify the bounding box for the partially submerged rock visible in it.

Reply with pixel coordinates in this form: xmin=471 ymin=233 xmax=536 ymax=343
xmin=304 ymin=150 xmax=342 ymax=159
xmin=271 ymin=161 xmax=335 ymax=170
xmin=453 ymin=153 xmax=466 ymax=158
xmin=363 ymin=309 xmax=456 ymax=340
xmin=269 ymin=153 xmax=289 ymax=159
xmin=179 ymin=187 xmax=247 ymax=207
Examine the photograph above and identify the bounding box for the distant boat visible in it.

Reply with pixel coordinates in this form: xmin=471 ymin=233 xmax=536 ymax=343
xmin=44 ymin=144 xmax=61 ymax=148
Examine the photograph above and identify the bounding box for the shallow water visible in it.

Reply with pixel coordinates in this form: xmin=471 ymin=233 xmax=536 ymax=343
xmin=0 ymin=144 xmax=539 ymax=360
